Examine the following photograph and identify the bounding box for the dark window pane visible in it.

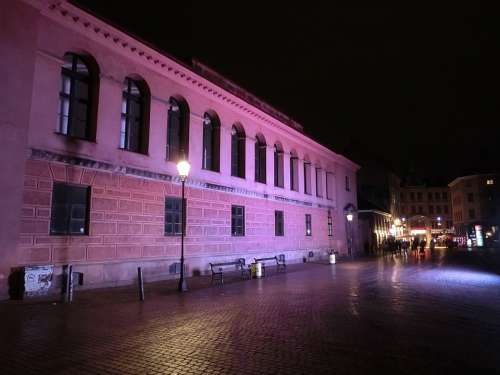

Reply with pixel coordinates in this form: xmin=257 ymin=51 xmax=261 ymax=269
xmin=50 ymin=183 xmax=89 ymax=235
xmin=165 ymin=197 xmax=184 ymax=236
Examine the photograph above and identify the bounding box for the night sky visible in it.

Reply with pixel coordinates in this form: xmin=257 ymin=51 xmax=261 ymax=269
xmin=73 ymin=1 xmax=498 ymax=185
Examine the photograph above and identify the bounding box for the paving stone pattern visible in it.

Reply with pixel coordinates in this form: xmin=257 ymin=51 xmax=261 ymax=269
xmin=1 ymin=250 xmax=500 ymax=374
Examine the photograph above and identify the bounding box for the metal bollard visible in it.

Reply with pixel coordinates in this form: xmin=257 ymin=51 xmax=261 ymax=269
xmin=137 ymin=267 xmax=144 ymax=301
xmin=62 ymin=264 xmax=73 ymax=303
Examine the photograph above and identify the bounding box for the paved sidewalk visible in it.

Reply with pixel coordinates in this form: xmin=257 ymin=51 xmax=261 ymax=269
xmin=2 ymin=250 xmax=500 ymax=374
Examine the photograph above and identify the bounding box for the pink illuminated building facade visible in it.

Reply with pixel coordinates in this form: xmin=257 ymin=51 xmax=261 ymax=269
xmin=0 ymin=0 xmax=359 ymax=299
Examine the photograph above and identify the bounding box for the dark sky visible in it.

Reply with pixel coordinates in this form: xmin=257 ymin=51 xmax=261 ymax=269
xmin=73 ymin=1 xmax=498 ymax=185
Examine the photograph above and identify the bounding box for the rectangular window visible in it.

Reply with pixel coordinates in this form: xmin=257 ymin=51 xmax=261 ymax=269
xmin=410 ymin=192 xmax=415 ymax=201
xmin=418 ymin=206 xmax=423 ymax=214
xmin=467 ymin=193 xmax=474 ymax=202
xmin=417 ymin=192 xmax=422 ymax=201
xmin=345 ymin=175 xmax=350 ymax=191
xmin=428 ymin=205 xmax=434 ymax=214
xmin=411 ymin=205 xmax=416 ymax=214
xmin=304 ymin=162 xmax=311 ymax=195
xmin=444 ymin=205 xmax=449 ymax=214
xmin=442 ymin=192 xmax=448 ymax=200
xmin=275 ymin=210 xmax=284 ymax=236
xmin=435 ymin=192 xmax=440 ymax=201
xmin=326 ymin=172 xmax=334 ymax=200
xmin=290 ymin=156 xmax=299 ymax=191
xmin=468 ymin=209 xmax=475 ymax=219
xmin=50 ymin=183 xmax=90 ymax=235
xmin=487 ymin=179 xmax=494 ymax=185
xmin=305 ymin=214 xmax=312 ymax=236
xmin=428 ymin=192 xmax=433 ymax=201
xmin=328 ymin=214 xmax=333 ymax=236
xmin=165 ymin=197 xmax=185 ymax=236
xmin=436 ymin=205 xmax=442 ymax=214
xmin=231 ymin=205 xmax=245 ymax=236
xmin=315 ymin=168 xmax=323 ymax=197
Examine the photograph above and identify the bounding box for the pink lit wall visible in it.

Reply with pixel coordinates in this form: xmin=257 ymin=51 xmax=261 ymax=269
xmin=1 ymin=0 xmax=359 ymax=296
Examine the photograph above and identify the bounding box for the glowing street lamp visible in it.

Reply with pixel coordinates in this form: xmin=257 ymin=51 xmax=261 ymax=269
xmin=346 ymin=213 xmax=353 ymax=222
xmin=177 ymin=159 xmax=190 ymax=292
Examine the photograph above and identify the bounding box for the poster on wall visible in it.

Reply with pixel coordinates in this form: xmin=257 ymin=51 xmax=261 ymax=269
xmin=24 ymin=265 xmax=53 ymax=296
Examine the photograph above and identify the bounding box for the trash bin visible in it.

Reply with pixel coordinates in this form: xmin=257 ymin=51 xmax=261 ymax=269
xmin=251 ymin=262 xmax=263 ymax=278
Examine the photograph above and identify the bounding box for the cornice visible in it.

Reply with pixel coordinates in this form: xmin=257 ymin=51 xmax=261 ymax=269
xmin=27 ymin=0 xmax=358 ymax=171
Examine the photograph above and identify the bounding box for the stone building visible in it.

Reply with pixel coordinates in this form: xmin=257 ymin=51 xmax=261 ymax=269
xmin=399 ymin=185 xmax=453 ymax=244
xmin=0 ymin=0 xmax=359 ymax=299
xmin=449 ymin=174 xmax=499 ymax=246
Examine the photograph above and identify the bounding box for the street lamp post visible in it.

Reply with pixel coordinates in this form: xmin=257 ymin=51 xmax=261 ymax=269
xmin=177 ymin=160 xmax=191 ymax=293
xmin=346 ymin=212 xmax=353 ymax=257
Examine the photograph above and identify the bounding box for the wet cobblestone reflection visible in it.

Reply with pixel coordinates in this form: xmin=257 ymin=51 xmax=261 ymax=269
xmin=1 ymin=249 xmax=500 ymax=374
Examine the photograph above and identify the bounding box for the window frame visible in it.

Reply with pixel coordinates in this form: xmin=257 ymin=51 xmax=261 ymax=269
xmin=254 ymin=135 xmax=267 ymax=184
xmin=58 ymin=53 xmax=97 ymax=140
xmin=273 ymin=144 xmax=284 ymax=188
xmin=305 ymin=214 xmax=312 ymax=236
xmin=50 ymin=182 xmax=90 ymax=236
xmin=303 ymin=160 xmax=312 ymax=195
xmin=164 ymin=196 xmax=186 ymax=236
xmin=202 ymin=112 xmax=221 ymax=172
xmin=120 ymin=77 xmax=148 ymax=154
xmin=231 ymin=125 xmax=246 ymax=178
xmin=275 ymin=210 xmax=284 ymax=236
xmin=231 ymin=205 xmax=245 ymax=236
xmin=290 ymin=153 xmax=299 ymax=191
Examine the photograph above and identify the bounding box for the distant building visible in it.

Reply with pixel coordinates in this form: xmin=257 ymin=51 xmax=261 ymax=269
xmin=357 ymin=159 xmax=401 ymax=220
xmin=449 ymin=174 xmax=499 ymax=247
xmin=400 ymin=185 xmax=453 ymax=245
xmin=358 ymin=198 xmax=393 ymax=253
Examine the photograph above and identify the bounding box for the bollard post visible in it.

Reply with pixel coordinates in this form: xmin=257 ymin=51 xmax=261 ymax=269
xmin=137 ymin=267 xmax=144 ymax=301
xmin=62 ymin=264 xmax=74 ymax=303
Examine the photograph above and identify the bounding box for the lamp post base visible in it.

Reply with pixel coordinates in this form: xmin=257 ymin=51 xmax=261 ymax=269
xmin=178 ymin=277 xmax=188 ymax=292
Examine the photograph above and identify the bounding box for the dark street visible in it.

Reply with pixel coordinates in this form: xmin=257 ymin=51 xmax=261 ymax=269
xmin=2 ymin=250 xmax=500 ymax=375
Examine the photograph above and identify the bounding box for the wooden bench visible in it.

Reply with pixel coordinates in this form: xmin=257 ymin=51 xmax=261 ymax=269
xmin=254 ymin=254 xmax=286 ymax=277
xmin=209 ymin=258 xmax=249 ymax=285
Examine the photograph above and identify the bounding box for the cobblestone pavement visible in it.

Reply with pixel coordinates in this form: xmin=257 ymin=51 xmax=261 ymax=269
xmin=2 ymin=249 xmax=500 ymax=375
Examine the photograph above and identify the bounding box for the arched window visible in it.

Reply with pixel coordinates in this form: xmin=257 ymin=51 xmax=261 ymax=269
xmin=274 ymin=143 xmax=284 ymax=188
xmin=290 ymin=150 xmax=299 ymax=191
xmin=303 ymin=156 xmax=312 ymax=195
xmin=231 ymin=124 xmax=245 ymax=178
xmin=58 ymin=52 xmax=99 ymax=140
xmin=202 ymin=111 xmax=220 ymax=172
xmin=120 ymin=77 xmax=150 ymax=154
xmin=167 ymin=97 xmax=190 ymax=162
xmin=255 ymin=134 xmax=267 ymax=184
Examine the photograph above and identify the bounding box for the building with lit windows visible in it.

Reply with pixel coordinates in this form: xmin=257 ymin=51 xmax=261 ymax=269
xmin=0 ymin=0 xmax=359 ymax=299
xmin=399 ymin=185 xmax=453 ymax=244
xmin=449 ymin=174 xmax=499 ymax=247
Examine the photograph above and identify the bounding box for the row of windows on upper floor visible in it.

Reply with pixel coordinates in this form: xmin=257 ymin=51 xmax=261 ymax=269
xmin=401 ymin=205 xmax=449 ymax=215
xmin=57 ymin=52 xmax=350 ymax=198
xmin=400 ymin=191 xmax=448 ymax=202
